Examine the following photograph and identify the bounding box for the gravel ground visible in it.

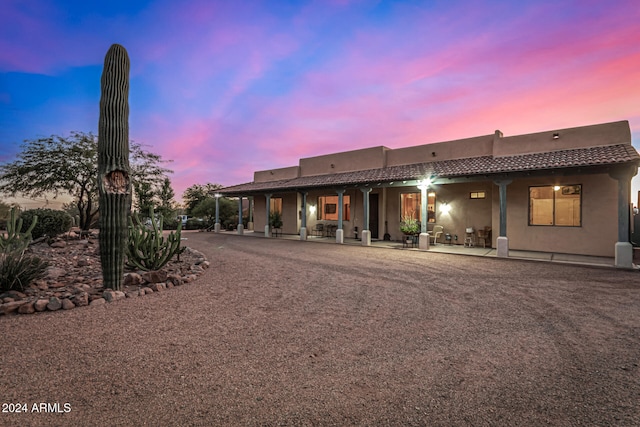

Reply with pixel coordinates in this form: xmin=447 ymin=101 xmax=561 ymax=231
xmin=1 ymin=231 xmax=640 ymax=426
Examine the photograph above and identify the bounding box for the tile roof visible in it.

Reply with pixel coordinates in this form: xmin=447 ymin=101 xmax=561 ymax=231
xmin=219 ymin=144 xmax=640 ymax=194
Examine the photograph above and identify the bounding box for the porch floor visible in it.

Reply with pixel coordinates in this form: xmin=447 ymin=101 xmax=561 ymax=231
xmin=214 ymin=229 xmax=628 ymax=269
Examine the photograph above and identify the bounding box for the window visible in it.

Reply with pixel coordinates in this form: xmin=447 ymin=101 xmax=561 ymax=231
xmin=401 ymin=192 xmax=436 ymax=222
xmin=318 ymin=195 xmax=350 ymax=220
xmin=470 ymin=191 xmax=486 ymax=199
xmin=529 ymin=185 xmax=581 ymax=226
xmin=270 ymin=197 xmax=282 ymax=215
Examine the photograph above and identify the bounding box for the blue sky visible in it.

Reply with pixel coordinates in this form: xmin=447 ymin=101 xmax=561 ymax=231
xmin=1 ymin=0 xmax=639 ymax=206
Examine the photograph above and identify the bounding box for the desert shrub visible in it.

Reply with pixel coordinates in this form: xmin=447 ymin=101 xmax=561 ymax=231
xmin=186 ymin=218 xmax=206 ymax=230
xmin=20 ymin=209 xmax=72 ymax=239
xmin=0 ymin=248 xmax=49 ymax=292
xmin=162 ymin=217 xmax=179 ymax=230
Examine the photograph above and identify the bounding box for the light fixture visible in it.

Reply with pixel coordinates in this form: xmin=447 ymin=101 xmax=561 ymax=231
xmin=431 ymin=152 xmax=436 ymax=157
xmin=440 ymin=203 xmax=451 ymax=214
xmin=552 ymin=133 xmax=560 ymax=139
xmin=428 ymin=192 xmax=436 ymax=197
xmin=553 ymin=185 xmax=561 ymax=191
xmin=417 ymin=178 xmax=432 ymax=190
xmin=214 ymin=193 xmax=221 ymax=198
xmin=309 ymin=205 xmax=316 ymax=215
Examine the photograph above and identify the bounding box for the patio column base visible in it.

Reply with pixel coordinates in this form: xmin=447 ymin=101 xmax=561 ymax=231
xmin=237 ymin=224 xmax=244 ymax=235
xmin=264 ymin=225 xmax=271 ymax=238
xmin=300 ymin=227 xmax=307 ymax=241
xmin=248 ymin=221 xmax=254 ymax=231
xmin=419 ymin=232 xmax=430 ymax=250
xmin=336 ymin=229 xmax=344 ymax=244
xmin=214 ymin=223 xmax=220 ymax=233
xmin=615 ymin=242 xmax=633 ymax=268
xmin=497 ymin=236 xmax=508 ymax=257
xmin=361 ymin=230 xmax=371 ymax=246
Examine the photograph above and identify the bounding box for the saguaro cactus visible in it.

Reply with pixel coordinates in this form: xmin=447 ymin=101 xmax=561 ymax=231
xmin=98 ymin=44 xmax=132 ymax=290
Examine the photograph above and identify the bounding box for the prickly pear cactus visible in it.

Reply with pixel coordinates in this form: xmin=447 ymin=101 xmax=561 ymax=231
xmin=98 ymin=44 xmax=132 ymax=291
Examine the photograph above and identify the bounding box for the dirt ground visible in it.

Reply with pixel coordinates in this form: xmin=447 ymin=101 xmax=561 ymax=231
xmin=1 ymin=231 xmax=639 ymax=426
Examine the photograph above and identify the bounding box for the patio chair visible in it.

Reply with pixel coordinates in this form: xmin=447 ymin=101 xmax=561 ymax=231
xmin=429 ymin=225 xmax=444 ymax=245
xmin=476 ymin=226 xmax=492 ymax=248
xmin=313 ymin=223 xmax=324 ymax=237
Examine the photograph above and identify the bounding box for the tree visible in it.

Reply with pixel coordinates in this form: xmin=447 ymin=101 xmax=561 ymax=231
xmin=156 ymin=177 xmax=176 ymax=219
xmin=182 ymin=183 xmax=222 ymax=215
xmin=191 ymin=196 xmax=235 ymax=227
xmin=133 ymin=180 xmax=155 ymax=217
xmin=0 ymin=131 xmax=172 ymax=230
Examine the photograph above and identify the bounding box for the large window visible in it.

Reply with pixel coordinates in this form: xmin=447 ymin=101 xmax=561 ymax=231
xmin=529 ymin=185 xmax=581 ymax=226
xmin=401 ymin=192 xmax=436 ymax=222
xmin=270 ymin=197 xmax=282 ymax=214
xmin=318 ymin=195 xmax=350 ymax=220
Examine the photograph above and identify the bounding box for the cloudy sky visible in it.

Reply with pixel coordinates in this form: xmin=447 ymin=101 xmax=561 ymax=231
xmin=1 ymin=0 xmax=639 ymax=206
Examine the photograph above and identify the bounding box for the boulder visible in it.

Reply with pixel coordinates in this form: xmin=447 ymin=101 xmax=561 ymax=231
xmin=142 ymin=270 xmax=167 ymax=284
xmin=47 ymin=297 xmax=62 ymax=311
xmin=62 ymin=299 xmax=75 ymax=310
xmin=18 ymin=301 xmax=35 ymax=314
xmin=1 ymin=300 xmax=27 ymax=315
xmin=34 ymin=299 xmax=49 ymax=312
xmin=123 ymin=272 xmax=144 ymax=287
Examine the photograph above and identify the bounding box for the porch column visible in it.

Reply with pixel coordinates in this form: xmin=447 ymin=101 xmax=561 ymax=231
xmin=214 ymin=193 xmax=221 ymax=233
xmin=265 ymin=194 xmax=272 ymax=237
xmin=361 ymin=188 xmax=371 ymax=246
xmin=610 ymin=166 xmax=636 ymax=268
xmin=237 ymin=196 xmax=244 ymax=235
xmin=336 ymin=189 xmax=345 ymax=244
xmin=300 ymin=191 xmax=308 ymax=240
xmin=248 ymin=197 xmax=254 ymax=231
xmin=494 ymin=179 xmax=512 ymax=257
xmin=418 ymin=181 xmax=430 ymax=250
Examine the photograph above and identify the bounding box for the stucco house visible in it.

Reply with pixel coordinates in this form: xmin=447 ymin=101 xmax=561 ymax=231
xmin=218 ymin=120 xmax=640 ymax=267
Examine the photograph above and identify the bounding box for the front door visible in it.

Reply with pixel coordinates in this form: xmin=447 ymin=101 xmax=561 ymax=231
xmin=369 ymin=193 xmax=379 ymax=239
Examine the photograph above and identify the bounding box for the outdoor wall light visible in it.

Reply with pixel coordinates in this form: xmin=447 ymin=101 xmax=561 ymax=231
xmin=553 ymin=185 xmax=561 ymax=191
xmin=440 ymin=203 xmax=451 ymax=214
xmin=309 ymin=205 xmax=316 ymax=215
xmin=553 ymin=132 xmax=560 ymax=139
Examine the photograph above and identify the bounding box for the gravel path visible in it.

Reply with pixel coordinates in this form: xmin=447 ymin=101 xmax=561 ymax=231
xmin=2 ymin=231 xmax=640 ymax=426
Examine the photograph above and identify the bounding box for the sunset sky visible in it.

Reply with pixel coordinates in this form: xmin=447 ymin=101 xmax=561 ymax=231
xmin=1 ymin=0 xmax=639 ymax=207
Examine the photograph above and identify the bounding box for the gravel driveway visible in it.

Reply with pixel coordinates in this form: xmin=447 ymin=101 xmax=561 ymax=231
xmin=2 ymin=231 xmax=640 ymax=426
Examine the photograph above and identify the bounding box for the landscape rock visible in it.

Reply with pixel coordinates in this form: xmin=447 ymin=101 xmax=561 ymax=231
xmin=62 ymin=299 xmax=75 ymax=310
xmin=47 ymin=297 xmax=62 ymax=311
xmin=1 ymin=300 xmax=27 ymax=315
xmin=18 ymin=301 xmax=36 ymax=314
xmin=74 ymin=292 xmax=89 ymax=307
xmin=50 ymin=241 xmax=67 ymax=248
xmin=90 ymin=298 xmax=106 ymax=306
xmin=34 ymin=299 xmax=49 ymax=312
xmin=142 ymin=270 xmax=168 ymax=283
xmin=124 ymin=273 xmax=144 ymax=287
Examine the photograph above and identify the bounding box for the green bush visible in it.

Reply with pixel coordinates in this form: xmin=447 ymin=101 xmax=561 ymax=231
xmin=20 ymin=209 xmax=73 ymax=239
xmin=0 ymin=249 xmax=49 ymax=292
xmin=186 ymin=218 xmax=206 ymax=230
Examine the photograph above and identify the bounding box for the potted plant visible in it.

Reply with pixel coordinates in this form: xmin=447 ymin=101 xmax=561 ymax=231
xmin=269 ymin=211 xmax=283 ymax=229
xmin=400 ymin=216 xmax=420 ymax=244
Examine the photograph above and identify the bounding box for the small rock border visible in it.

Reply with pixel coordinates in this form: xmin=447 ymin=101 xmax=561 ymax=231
xmin=0 ymin=245 xmax=209 ymax=316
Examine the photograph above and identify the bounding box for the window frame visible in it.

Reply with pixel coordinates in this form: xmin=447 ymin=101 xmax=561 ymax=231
xmin=528 ymin=184 xmax=582 ymax=227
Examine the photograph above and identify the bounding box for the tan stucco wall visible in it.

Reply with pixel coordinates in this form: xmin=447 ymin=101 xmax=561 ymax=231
xmin=494 ymin=120 xmax=631 ymax=157
xmin=492 ymin=174 xmax=618 ymax=257
xmin=299 ymin=146 xmax=388 ymax=177
xmin=386 ymin=135 xmax=494 ymax=166
xmin=254 ymin=166 xmax=300 ymax=183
